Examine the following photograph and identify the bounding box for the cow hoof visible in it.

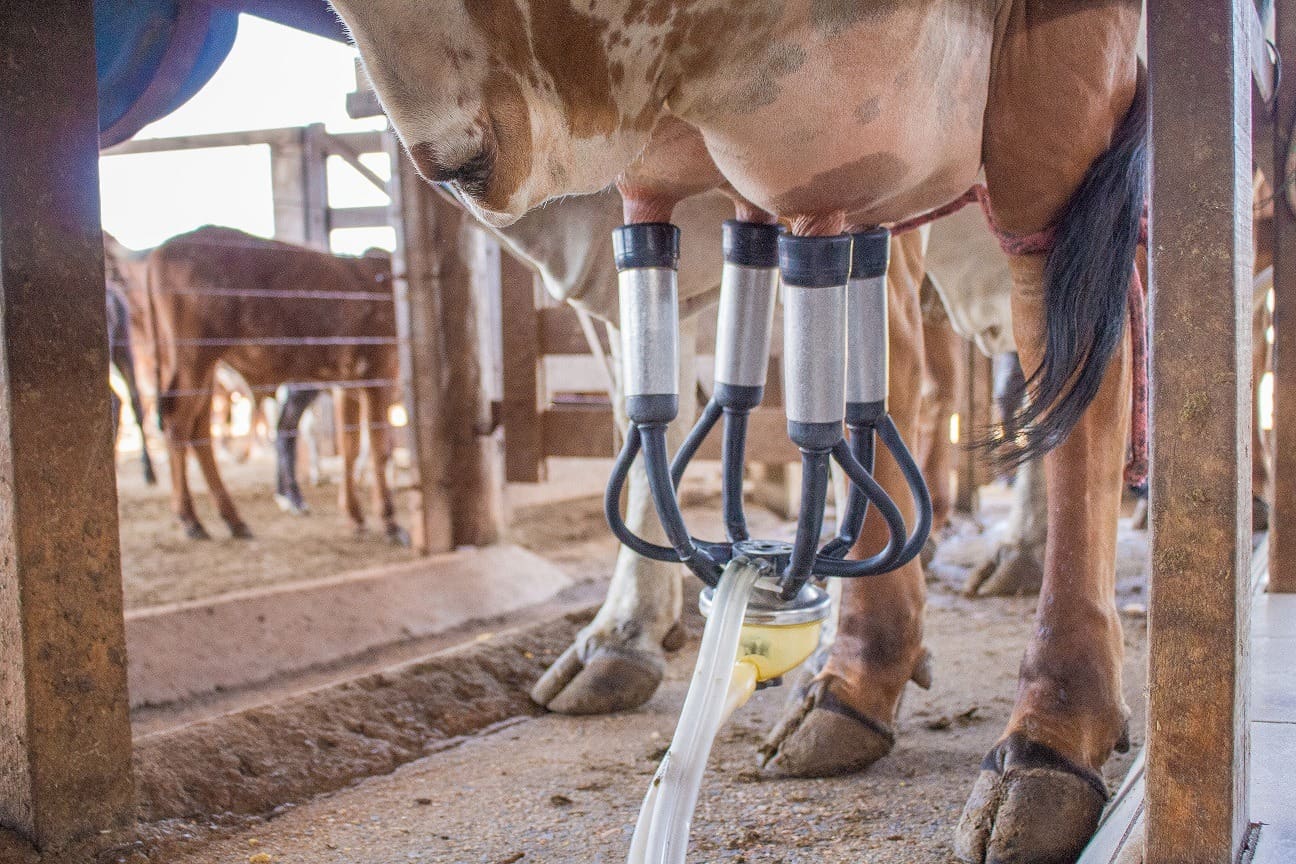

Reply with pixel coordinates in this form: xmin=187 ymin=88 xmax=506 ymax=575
xmin=531 ymin=641 xmax=664 ymax=715
xmin=965 ymin=547 xmax=1043 ymax=597
xmin=274 ymin=493 xmax=311 ymax=516
xmin=183 ymin=521 xmax=210 ymax=540
xmin=386 ymin=525 xmax=411 ymax=547
xmin=660 ymin=620 xmax=687 ymax=653
xmin=229 ymin=523 xmax=254 ymax=540
xmin=759 ymin=678 xmax=895 ymax=777
xmin=1129 ymin=497 xmax=1149 ymax=531
xmin=954 ymin=735 xmax=1107 ymax=864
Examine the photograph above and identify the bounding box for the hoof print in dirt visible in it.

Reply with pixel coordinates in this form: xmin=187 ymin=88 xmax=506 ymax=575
xmin=955 ymin=734 xmax=1108 ymax=864
xmin=759 ymin=679 xmax=895 ymax=778
xmin=530 ymin=641 xmax=664 ymax=715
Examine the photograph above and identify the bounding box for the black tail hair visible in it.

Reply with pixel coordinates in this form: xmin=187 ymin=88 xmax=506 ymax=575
xmin=990 ymin=65 xmax=1148 ymax=469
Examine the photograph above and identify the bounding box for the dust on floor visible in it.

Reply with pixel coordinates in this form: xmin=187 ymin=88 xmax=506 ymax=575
xmin=146 ymin=480 xmax=1149 ymax=864
xmin=116 ymin=447 xmax=420 ymax=609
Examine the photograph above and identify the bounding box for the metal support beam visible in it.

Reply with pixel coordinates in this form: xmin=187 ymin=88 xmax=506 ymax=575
xmin=1270 ymin=0 xmax=1296 ymax=593
xmin=1146 ymin=2 xmax=1253 ymax=861
xmin=0 ymin=0 xmax=134 ymax=850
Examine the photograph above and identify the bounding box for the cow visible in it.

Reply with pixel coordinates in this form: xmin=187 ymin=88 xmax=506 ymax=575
xmin=331 ymin=4 xmax=1147 ymax=861
xmin=108 ymin=226 xmax=405 ymax=543
xmin=105 ymin=276 xmax=158 ymax=485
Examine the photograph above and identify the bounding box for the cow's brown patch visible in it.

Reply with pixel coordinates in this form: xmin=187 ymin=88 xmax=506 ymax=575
xmin=527 ymin=0 xmax=619 ymax=138
xmin=809 ymin=0 xmax=905 ymax=35
xmin=855 ymin=96 xmax=881 ymax=125
xmin=466 ymin=0 xmax=535 ymax=77
xmin=482 ymin=71 xmax=533 ymax=211
xmin=771 ymin=152 xmax=912 ymax=217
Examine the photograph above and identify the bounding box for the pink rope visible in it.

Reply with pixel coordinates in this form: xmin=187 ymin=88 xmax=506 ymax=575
xmin=894 ymin=184 xmax=1147 ymax=484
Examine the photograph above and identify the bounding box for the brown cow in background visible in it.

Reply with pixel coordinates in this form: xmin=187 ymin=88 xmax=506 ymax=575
xmin=107 ymin=227 xmax=404 ymax=543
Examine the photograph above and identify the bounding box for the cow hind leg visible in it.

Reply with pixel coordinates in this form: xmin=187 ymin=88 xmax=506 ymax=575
xmin=334 ymin=389 xmax=365 ymax=533
xmin=761 ymin=232 xmax=931 ymax=778
xmin=364 ymin=388 xmax=408 ymax=546
xmin=532 ymin=317 xmax=698 ymax=715
xmin=956 ymin=10 xmax=1142 ymax=861
xmin=164 ymin=393 xmax=208 ymax=539
xmin=274 ymin=386 xmax=319 ymax=515
xmin=190 ymin=402 xmax=252 ymax=539
xmin=964 ymin=352 xmax=1046 ymax=597
xmin=917 ymin=281 xmax=963 ymax=566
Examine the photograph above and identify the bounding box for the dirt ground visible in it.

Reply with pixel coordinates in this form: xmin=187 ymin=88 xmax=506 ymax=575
xmin=134 ymin=464 xmax=1150 ymax=864
xmin=116 ymin=443 xmax=419 ymax=609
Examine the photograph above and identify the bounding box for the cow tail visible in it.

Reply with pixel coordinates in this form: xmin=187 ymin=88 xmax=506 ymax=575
xmin=994 ymin=66 xmax=1147 ymax=468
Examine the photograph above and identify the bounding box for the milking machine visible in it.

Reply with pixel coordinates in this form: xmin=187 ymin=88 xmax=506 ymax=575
xmin=607 ymin=221 xmax=932 ymax=863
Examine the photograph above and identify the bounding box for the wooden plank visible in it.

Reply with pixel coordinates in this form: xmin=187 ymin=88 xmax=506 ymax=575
xmin=387 ymin=142 xmax=455 ymax=553
xmin=501 ymin=256 xmax=547 ymax=482
xmin=1146 ymin=3 xmax=1253 ymax=861
xmin=539 ymin=306 xmax=596 ymax=355
xmin=302 ymin=123 xmax=330 ymax=250
xmin=101 ymin=127 xmax=385 ymax=157
xmin=270 ymin=135 xmax=309 ymax=244
xmin=322 ymin=130 xmax=389 ymax=195
xmin=102 ymin=127 xmax=299 ymax=155
xmin=328 ymin=205 xmax=390 ymax=231
xmin=388 ymin=143 xmax=503 ymax=547
xmin=1270 ymin=0 xmax=1296 ymax=594
xmin=0 ymin=0 xmax=134 ymax=848
xmin=541 ymin=405 xmax=794 ymax=463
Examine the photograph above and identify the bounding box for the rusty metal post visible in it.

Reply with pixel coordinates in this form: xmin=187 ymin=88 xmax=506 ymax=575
xmin=1271 ymin=0 xmax=1296 ymax=593
xmin=1146 ymin=2 xmax=1253 ymax=861
xmin=0 ymin=0 xmax=135 ymax=850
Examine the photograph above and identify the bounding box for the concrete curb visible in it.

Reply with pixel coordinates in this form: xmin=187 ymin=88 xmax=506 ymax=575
xmin=125 ymin=544 xmax=573 ymax=707
xmin=133 ymin=605 xmax=594 ymax=822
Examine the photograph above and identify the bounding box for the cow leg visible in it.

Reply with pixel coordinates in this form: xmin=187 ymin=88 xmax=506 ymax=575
xmin=955 ymin=11 xmax=1140 ymax=856
xmin=364 ymin=388 xmax=408 ymax=546
xmin=762 ymin=234 xmax=931 ymax=777
xmin=274 ymin=386 xmax=319 ymax=516
xmin=335 ymin=388 xmax=365 ymax=533
xmin=532 ymin=316 xmax=698 ymax=715
xmin=1252 ymin=294 xmax=1272 ymax=530
xmin=917 ymin=278 xmax=963 ymax=566
xmin=965 ymin=352 xmax=1047 ymax=597
xmin=189 ymin=400 xmax=252 ymax=539
xmin=956 ymin=255 xmax=1130 ymax=864
xmin=111 ymin=338 xmax=157 ymax=486
xmin=164 ymin=391 xmax=208 ymax=539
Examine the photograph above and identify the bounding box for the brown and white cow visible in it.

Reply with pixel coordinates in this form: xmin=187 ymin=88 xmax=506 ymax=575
xmin=109 ymin=227 xmax=404 ymax=543
xmin=331 ymin=4 xmax=1147 ymax=861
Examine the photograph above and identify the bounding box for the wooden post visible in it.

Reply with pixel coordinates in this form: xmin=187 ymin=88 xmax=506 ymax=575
xmin=270 ymin=124 xmax=329 ymax=249
xmin=1271 ymin=0 xmax=1296 ymax=593
xmin=500 ymin=256 xmax=547 ymax=483
xmin=0 ymin=0 xmax=134 ymax=849
xmin=1146 ymin=3 xmax=1253 ymax=861
xmin=387 ymin=141 xmax=504 ymax=550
